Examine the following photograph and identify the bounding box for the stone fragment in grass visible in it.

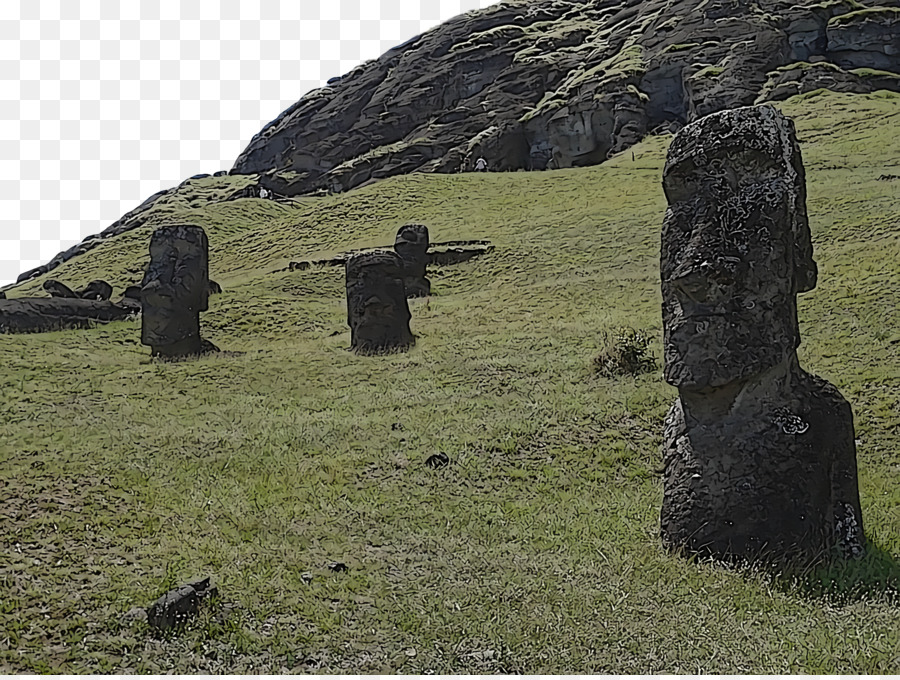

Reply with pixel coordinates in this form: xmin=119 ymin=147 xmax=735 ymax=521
xmin=345 ymin=250 xmax=414 ymax=355
xmin=394 ymin=223 xmax=431 ymax=298
xmin=140 ymin=225 xmax=216 ymax=358
xmin=425 ymin=452 xmax=450 ymax=469
xmin=145 ymin=576 xmax=217 ymax=631
xmin=328 ymin=561 xmax=348 ymax=572
xmin=659 ymin=104 xmax=865 ymax=565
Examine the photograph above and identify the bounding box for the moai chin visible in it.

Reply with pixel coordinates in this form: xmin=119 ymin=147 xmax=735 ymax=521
xmin=394 ymin=223 xmax=431 ymax=298
xmin=140 ymin=225 xmax=211 ymax=358
xmin=345 ymin=251 xmax=414 ymax=355
xmin=659 ymin=105 xmax=864 ymax=564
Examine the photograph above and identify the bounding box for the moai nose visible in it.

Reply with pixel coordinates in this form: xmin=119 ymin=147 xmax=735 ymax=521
xmin=673 ymin=269 xmax=713 ymax=303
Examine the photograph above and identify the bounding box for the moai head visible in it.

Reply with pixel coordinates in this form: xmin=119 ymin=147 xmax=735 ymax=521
xmin=140 ymin=225 xmax=209 ymax=355
xmin=394 ymin=223 xmax=431 ymax=298
xmin=394 ymin=223 xmax=430 ymax=262
xmin=345 ymin=251 xmax=414 ymax=354
xmin=660 ymin=105 xmax=818 ymax=390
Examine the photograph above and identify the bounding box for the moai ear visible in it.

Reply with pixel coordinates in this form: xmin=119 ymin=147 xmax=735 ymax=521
xmin=783 ymin=121 xmax=817 ymax=294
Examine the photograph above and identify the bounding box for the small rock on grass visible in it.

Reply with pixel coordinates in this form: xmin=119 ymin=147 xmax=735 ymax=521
xmin=425 ymin=452 xmax=450 ymax=469
xmin=328 ymin=561 xmax=348 ymax=573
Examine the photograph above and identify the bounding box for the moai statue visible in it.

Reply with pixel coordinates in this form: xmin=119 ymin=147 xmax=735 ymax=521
xmin=140 ymin=225 xmax=214 ymax=358
xmin=394 ymin=223 xmax=431 ymax=298
xmin=345 ymin=251 xmax=414 ymax=355
xmin=43 ymin=279 xmax=77 ymax=298
xmin=659 ymin=105 xmax=864 ymax=564
xmin=78 ymin=279 xmax=113 ymax=301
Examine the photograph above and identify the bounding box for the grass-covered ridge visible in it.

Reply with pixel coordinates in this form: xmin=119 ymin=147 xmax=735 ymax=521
xmin=1 ymin=91 xmax=899 ymax=673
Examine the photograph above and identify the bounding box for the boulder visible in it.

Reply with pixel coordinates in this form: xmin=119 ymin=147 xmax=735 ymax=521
xmin=659 ymin=105 xmax=864 ymax=564
xmin=345 ymin=251 xmax=414 ymax=355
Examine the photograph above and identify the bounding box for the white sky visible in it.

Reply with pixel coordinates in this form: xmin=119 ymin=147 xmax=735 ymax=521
xmin=1 ymin=0 xmax=502 ymax=286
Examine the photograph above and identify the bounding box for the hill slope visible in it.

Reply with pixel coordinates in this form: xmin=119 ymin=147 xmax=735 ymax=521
xmin=1 ymin=90 xmax=899 ymax=673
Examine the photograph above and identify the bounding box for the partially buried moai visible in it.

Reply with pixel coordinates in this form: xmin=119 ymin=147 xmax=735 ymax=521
xmin=659 ymin=105 xmax=864 ymax=564
xmin=345 ymin=251 xmax=414 ymax=354
xmin=394 ymin=223 xmax=431 ymax=297
xmin=141 ymin=225 xmax=216 ymax=358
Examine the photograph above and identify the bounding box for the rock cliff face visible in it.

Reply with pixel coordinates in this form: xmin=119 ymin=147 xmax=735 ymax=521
xmin=232 ymin=0 xmax=900 ymax=196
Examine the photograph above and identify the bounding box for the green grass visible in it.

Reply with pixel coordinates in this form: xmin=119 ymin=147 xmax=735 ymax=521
xmin=1 ymin=90 xmax=899 ymax=672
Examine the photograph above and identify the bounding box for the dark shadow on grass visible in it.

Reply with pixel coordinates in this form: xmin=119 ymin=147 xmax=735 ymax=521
xmin=773 ymin=537 xmax=900 ymax=603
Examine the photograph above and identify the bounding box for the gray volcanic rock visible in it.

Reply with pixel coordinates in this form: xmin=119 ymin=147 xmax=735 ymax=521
xmin=658 ymin=105 xmax=864 ymax=564
xmin=232 ymin=0 xmax=900 ymax=196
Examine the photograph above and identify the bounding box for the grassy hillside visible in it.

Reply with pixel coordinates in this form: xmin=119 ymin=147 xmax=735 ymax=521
xmin=1 ymin=90 xmax=899 ymax=673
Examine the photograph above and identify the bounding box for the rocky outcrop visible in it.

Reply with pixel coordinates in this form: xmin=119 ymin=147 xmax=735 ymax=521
xmin=231 ymin=0 xmax=900 ymax=196
xmin=757 ymin=60 xmax=900 ymax=101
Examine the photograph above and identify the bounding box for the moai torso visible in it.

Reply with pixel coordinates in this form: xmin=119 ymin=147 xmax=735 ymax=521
xmin=659 ymin=105 xmax=864 ymax=564
xmin=140 ymin=225 xmax=210 ymax=357
xmin=394 ymin=223 xmax=431 ymax=298
xmin=345 ymin=251 xmax=414 ymax=355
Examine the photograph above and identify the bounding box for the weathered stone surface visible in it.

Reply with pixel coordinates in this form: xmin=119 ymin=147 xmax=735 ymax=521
xmin=826 ymin=7 xmax=900 ymax=71
xmin=140 ymin=225 xmax=212 ymax=358
xmin=345 ymin=251 xmax=414 ymax=355
xmin=230 ymin=0 xmax=900 ymax=197
xmin=78 ymin=279 xmax=113 ymax=301
xmin=659 ymin=105 xmax=864 ymax=564
xmin=0 ymin=298 xmax=136 ymax=334
xmin=43 ymin=279 xmax=77 ymax=298
xmin=394 ymin=223 xmax=431 ymax=297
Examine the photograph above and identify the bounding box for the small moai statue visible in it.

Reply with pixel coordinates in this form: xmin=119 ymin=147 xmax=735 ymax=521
xmin=43 ymin=279 xmax=77 ymax=298
xmin=77 ymin=279 xmax=113 ymax=301
xmin=345 ymin=250 xmax=414 ymax=355
xmin=659 ymin=105 xmax=864 ymax=564
xmin=394 ymin=223 xmax=431 ymax=298
xmin=140 ymin=225 xmax=213 ymax=358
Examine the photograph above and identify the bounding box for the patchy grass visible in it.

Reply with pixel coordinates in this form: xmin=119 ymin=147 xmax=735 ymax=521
xmin=1 ymin=91 xmax=899 ymax=672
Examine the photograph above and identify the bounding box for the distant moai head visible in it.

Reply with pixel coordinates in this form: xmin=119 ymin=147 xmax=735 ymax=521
xmin=394 ymin=223 xmax=431 ymax=298
xmin=660 ymin=105 xmax=818 ymax=389
xmin=345 ymin=250 xmax=414 ymax=354
xmin=140 ymin=225 xmax=209 ymax=356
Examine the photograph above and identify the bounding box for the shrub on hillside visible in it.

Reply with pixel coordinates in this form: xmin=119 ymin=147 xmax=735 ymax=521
xmin=593 ymin=327 xmax=657 ymax=377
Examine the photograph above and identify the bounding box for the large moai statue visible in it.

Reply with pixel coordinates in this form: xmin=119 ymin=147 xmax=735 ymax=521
xmin=345 ymin=251 xmax=414 ymax=354
xmin=659 ymin=105 xmax=864 ymax=564
xmin=140 ymin=225 xmax=212 ymax=358
xmin=394 ymin=223 xmax=431 ymax=298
